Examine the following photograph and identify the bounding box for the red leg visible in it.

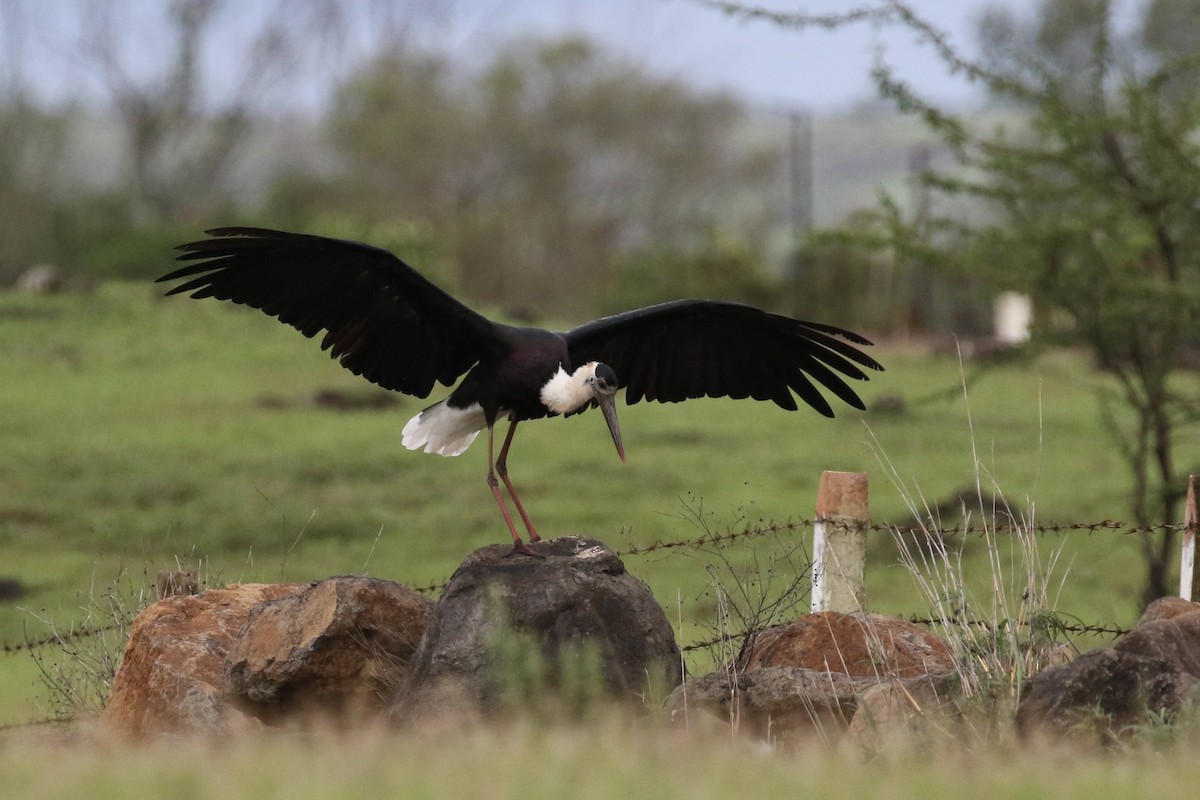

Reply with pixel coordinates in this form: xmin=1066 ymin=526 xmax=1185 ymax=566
xmin=486 ymin=423 xmax=541 ymax=558
xmin=496 ymin=420 xmax=541 ymax=542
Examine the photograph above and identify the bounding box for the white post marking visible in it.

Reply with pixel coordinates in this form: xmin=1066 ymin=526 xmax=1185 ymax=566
xmin=811 ymin=471 xmax=869 ymax=613
xmin=1182 ymin=475 xmax=1197 ymax=601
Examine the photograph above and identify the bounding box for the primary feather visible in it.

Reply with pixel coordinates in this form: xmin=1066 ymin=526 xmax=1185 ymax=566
xmin=564 ymin=299 xmax=882 ymax=417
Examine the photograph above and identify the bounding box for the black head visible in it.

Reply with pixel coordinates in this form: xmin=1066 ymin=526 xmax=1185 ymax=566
xmin=594 ymin=362 xmax=619 ymax=394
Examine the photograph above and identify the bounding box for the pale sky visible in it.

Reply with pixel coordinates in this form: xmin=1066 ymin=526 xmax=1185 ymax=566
xmin=11 ymin=0 xmax=1058 ymax=113
xmin=419 ymin=0 xmax=1042 ymax=111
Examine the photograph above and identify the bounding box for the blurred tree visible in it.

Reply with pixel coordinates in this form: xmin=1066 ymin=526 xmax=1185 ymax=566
xmin=826 ymin=0 xmax=1200 ymax=603
xmin=713 ymin=0 xmax=1200 ymax=602
xmin=605 ymin=229 xmax=781 ymax=317
xmin=0 ymin=0 xmax=453 ymax=279
xmin=312 ymin=36 xmax=783 ymax=319
xmin=0 ymin=99 xmax=74 ymax=280
xmin=71 ymin=0 xmax=348 ymax=225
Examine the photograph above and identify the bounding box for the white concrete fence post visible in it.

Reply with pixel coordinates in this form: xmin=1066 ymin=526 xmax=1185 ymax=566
xmin=811 ymin=470 xmax=869 ymax=613
xmin=1181 ymin=475 xmax=1197 ymax=601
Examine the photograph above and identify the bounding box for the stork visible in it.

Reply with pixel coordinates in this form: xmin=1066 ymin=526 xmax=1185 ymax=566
xmin=158 ymin=228 xmax=883 ymax=557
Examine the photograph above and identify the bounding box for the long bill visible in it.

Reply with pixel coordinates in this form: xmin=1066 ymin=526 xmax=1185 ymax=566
xmin=596 ymin=393 xmax=625 ymax=463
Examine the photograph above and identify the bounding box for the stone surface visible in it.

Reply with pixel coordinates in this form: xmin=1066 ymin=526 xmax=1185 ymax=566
xmin=15 ymin=263 xmax=62 ymax=294
xmin=1017 ymin=597 xmax=1200 ymax=740
xmin=392 ymin=536 xmax=680 ymax=720
xmin=842 ymin=672 xmax=965 ymax=757
xmin=667 ymin=612 xmax=957 ymax=743
xmin=741 ymin=611 xmax=957 ymax=679
xmin=1136 ymin=596 xmax=1200 ymax=624
xmin=102 ymin=583 xmax=302 ymax=738
xmin=225 ymin=576 xmax=433 ymax=719
xmin=665 ymin=666 xmax=873 ymax=741
xmin=104 ymin=576 xmax=437 ymax=737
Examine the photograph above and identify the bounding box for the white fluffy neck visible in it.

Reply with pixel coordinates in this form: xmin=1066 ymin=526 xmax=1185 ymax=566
xmin=540 ymin=362 xmax=598 ymax=415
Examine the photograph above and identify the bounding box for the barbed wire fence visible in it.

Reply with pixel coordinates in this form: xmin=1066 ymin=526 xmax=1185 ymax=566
xmin=2 ymin=515 xmax=1170 ymax=659
xmin=2 ymin=507 xmax=1194 ymax=732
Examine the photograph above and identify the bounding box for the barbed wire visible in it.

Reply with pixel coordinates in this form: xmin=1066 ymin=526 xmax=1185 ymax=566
xmin=1 ymin=517 xmax=1178 ymax=656
xmin=620 ymin=517 xmax=1196 ymax=557
xmin=1 ymin=623 xmax=120 ymax=657
xmin=679 ymin=614 xmax=1131 ymax=657
xmin=903 ymin=616 xmax=1131 ymax=637
xmin=0 ymin=716 xmax=66 ymax=735
xmin=0 ymin=515 xmax=1178 ymax=735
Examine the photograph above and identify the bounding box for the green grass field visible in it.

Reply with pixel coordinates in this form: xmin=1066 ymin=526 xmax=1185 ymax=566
xmin=0 ymin=282 xmax=1193 ymax=736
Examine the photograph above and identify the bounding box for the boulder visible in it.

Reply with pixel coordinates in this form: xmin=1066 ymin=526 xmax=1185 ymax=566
xmin=665 ymin=666 xmax=874 ymax=741
xmin=741 ymin=611 xmax=957 ymax=678
xmin=1136 ymin=596 xmax=1200 ymax=624
xmin=669 ymin=611 xmax=957 ymax=743
xmin=225 ymin=576 xmax=433 ymax=719
xmin=15 ymin=263 xmax=62 ymax=294
xmin=841 ymin=672 xmax=964 ymax=757
xmin=103 ymin=576 xmax=435 ymax=737
xmin=392 ymin=536 xmax=680 ymax=720
xmin=102 ymin=583 xmax=302 ymax=738
xmin=1016 ymin=597 xmax=1200 ymax=741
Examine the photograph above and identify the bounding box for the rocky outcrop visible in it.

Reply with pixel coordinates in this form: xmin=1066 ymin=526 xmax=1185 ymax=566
xmin=741 ymin=612 xmax=957 ymax=678
xmin=102 ymin=583 xmax=302 ymax=738
xmin=104 ymin=539 xmax=680 ymax=735
xmin=667 ymin=611 xmax=958 ymax=743
xmin=226 ymin=576 xmax=434 ymax=720
xmin=392 ymin=536 xmax=681 ymax=721
xmin=102 ymin=577 xmax=433 ymax=737
xmin=665 ymin=666 xmax=874 ymax=740
xmin=841 ymin=671 xmax=964 ymax=756
xmin=1016 ymin=597 xmax=1200 ymax=741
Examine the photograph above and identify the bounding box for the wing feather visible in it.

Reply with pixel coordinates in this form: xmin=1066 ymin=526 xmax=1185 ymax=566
xmin=564 ymin=300 xmax=882 ymax=417
xmin=158 ymin=228 xmax=500 ymax=397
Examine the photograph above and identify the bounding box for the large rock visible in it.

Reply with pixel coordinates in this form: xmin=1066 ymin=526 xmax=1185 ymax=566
xmin=742 ymin=611 xmax=957 ymax=678
xmin=226 ymin=576 xmax=434 ymax=720
xmin=15 ymin=263 xmax=63 ymax=294
xmin=668 ymin=611 xmax=957 ymax=743
xmin=393 ymin=536 xmax=680 ymax=720
xmin=1017 ymin=597 xmax=1200 ymax=741
xmin=103 ymin=576 xmax=435 ymax=737
xmin=665 ymin=666 xmax=874 ymax=741
xmin=102 ymin=583 xmax=302 ymax=738
xmin=841 ymin=672 xmax=965 ymax=757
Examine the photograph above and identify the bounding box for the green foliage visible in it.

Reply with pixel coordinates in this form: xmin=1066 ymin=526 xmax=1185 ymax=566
xmin=803 ymin=0 xmax=1200 ymax=600
xmin=316 ymin=37 xmax=783 ymax=318
xmin=604 ymin=231 xmax=781 ymax=315
xmin=0 ymin=102 xmax=77 ymax=281
xmin=68 ymin=211 xmax=205 ymax=282
xmin=2 ymin=28 xmax=784 ymax=312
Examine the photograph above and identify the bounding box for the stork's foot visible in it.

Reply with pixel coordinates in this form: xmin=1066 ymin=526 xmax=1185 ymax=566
xmin=504 ymin=538 xmax=545 ymax=559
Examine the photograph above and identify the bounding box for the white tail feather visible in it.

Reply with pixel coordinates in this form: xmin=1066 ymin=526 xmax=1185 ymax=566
xmin=401 ymin=401 xmax=486 ymax=456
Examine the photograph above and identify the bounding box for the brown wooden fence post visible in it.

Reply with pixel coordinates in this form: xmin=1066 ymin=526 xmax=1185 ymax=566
xmin=1183 ymin=475 xmax=1198 ymax=601
xmin=812 ymin=470 xmax=869 ymax=613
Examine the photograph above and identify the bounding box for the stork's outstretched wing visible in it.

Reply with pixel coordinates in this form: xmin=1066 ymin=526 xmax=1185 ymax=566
xmin=564 ymin=299 xmax=883 ymax=417
xmin=158 ymin=228 xmax=501 ymax=397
